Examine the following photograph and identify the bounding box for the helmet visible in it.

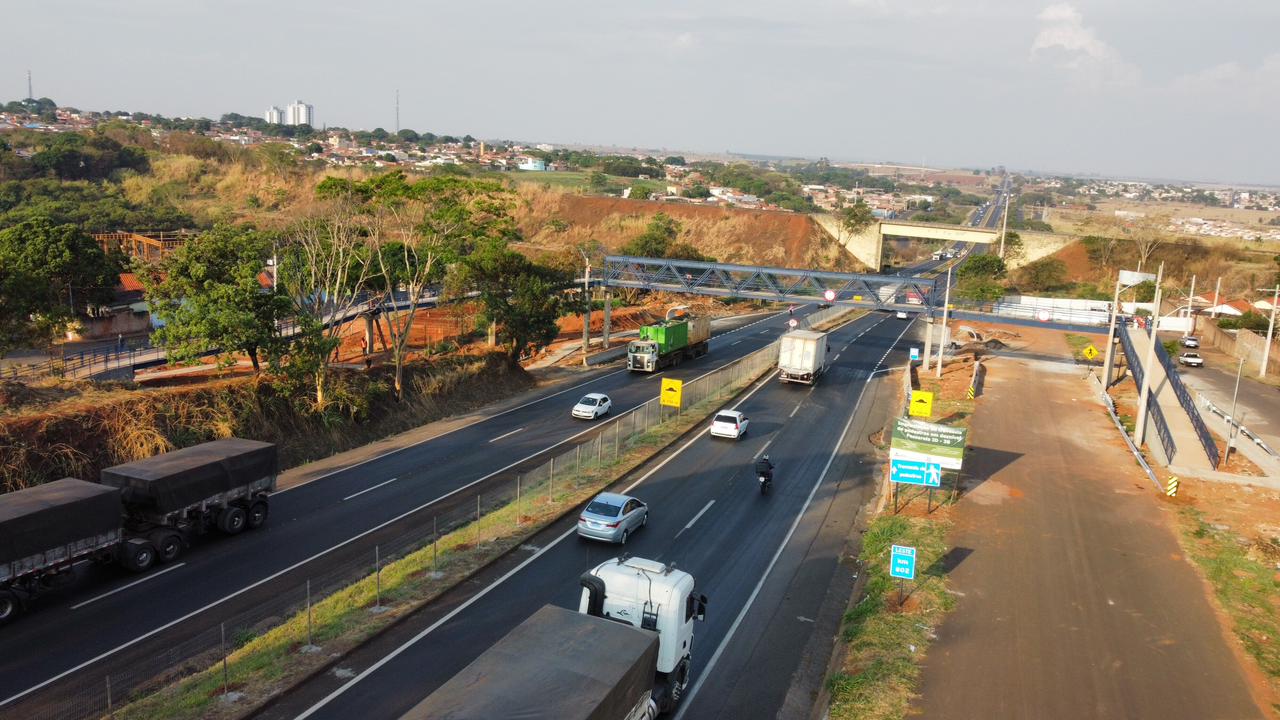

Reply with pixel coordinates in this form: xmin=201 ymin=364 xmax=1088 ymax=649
xmin=763 ymin=454 xmax=770 ymax=461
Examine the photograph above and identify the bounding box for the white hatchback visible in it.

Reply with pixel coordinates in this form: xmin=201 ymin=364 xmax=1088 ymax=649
xmin=709 ymin=410 xmax=749 ymax=439
xmin=571 ymin=393 xmax=612 ymax=420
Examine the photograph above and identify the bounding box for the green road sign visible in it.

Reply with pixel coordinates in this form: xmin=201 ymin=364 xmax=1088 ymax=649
xmin=889 ymin=417 xmax=967 ymax=470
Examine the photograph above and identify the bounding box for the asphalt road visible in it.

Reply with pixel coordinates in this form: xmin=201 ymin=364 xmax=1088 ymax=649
xmin=259 ymin=311 xmax=916 ymax=720
xmin=914 ymin=358 xmax=1264 ymax=719
xmin=0 ymin=306 xmax=822 ymax=714
xmin=1174 ymin=349 xmax=1280 ymax=453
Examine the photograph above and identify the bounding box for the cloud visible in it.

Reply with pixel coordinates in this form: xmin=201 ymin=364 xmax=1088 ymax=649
xmin=847 ymin=0 xmax=952 ymax=18
xmin=673 ymin=32 xmax=698 ymax=50
xmin=1166 ymin=53 xmax=1280 ymax=110
xmin=1031 ymin=3 xmax=1139 ymax=87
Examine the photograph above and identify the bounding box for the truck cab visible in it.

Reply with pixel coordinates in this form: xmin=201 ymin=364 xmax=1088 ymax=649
xmin=628 ymin=339 xmax=662 ymax=372
xmin=581 ymin=557 xmax=707 ymax=714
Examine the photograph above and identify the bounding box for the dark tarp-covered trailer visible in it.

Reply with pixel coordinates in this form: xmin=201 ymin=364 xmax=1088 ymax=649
xmin=401 ymin=605 xmax=659 ymax=720
xmin=0 ymin=479 xmax=121 ymax=563
xmin=99 ymin=438 xmax=277 ymax=514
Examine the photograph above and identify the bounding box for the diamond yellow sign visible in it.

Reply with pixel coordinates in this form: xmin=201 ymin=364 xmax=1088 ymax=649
xmin=909 ymin=390 xmax=934 ymax=418
xmin=660 ymin=378 xmax=683 ymax=408
xmin=1082 ymin=344 xmax=1099 ymax=361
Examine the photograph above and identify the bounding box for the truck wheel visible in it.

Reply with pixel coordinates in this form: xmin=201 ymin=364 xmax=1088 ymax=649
xmin=0 ymin=590 xmax=20 ymax=624
xmin=217 ymin=506 xmax=247 ymax=535
xmin=247 ymin=501 xmax=269 ymax=530
xmin=152 ymin=532 xmax=183 ymax=563
xmin=123 ymin=541 xmax=157 ymax=573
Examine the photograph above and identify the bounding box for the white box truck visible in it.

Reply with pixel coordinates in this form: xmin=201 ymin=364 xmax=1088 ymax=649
xmin=778 ymin=329 xmax=829 ymax=385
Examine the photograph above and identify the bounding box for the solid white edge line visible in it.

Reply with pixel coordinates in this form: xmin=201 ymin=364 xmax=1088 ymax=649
xmin=69 ymin=563 xmax=188 ymax=611
xmin=341 ymin=478 xmax=398 ymax=502
xmin=487 ymin=427 xmax=525 ymax=444
xmin=295 ymin=366 xmax=784 ymax=719
xmin=672 ymin=317 xmax=913 ymax=720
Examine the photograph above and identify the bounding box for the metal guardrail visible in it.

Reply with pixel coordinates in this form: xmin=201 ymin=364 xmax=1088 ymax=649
xmin=1090 ymin=372 xmax=1163 ymax=492
xmin=1146 ymin=327 xmax=1221 ymax=469
xmin=1198 ymin=393 xmax=1278 ymax=457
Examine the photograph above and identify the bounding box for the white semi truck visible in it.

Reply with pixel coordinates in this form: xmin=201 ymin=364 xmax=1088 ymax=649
xmin=778 ymin=329 xmax=829 ymax=385
xmin=401 ymin=556 xmax=708 ymax=720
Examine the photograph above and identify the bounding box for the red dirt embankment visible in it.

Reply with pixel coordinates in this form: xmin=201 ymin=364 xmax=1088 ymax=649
xmin=512 ymin=186 xmax=864 ymax=271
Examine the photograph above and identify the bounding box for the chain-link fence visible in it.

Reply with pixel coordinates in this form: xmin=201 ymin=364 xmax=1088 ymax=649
xmin=14 ymin=305 xmax=856 ymax=720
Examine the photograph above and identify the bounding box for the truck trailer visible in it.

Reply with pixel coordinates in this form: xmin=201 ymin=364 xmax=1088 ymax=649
xmin=0 ymin=438 xmax=277 ymax=624
xmin=778 ymin=329 xmax=829 ymax=385
xmin=402 ymin=557 xmax=707 ymax=720
xmin=627 ymin=308 xmax=711 ymax=373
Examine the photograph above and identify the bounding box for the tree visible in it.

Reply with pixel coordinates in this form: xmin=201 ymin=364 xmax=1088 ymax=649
xmin=361 ymin=174 xmax=515 ymax=398
xmin=839 ymin=200 xmax=876 ymax=237
xmin=1001 ymin=230 xmax=1025 ymax=263
xmin=142 ymin=225 xmax=288 ymax=372
xmin=587 ymin=171 xmax=610 ymax=190
xmin=663 ymin=156 xmax=686 ymax=166
xmin=1080 ymin=234 xmax=1122 ymax=269
xmin=682 ymin=183 xmax=711 ymax=199
xmin=396 ymin=129 xmax=420 ymax=144
xmin=0 ymin=219 xmax=120 ymax=356
xmin=277 ymin=206 xmax=373 ymax=409
xmin=1016 ymin=257 xmax=1067 ymax=292
xmin=1130 ymin=222 xmax=1168 ymax=272
xmin=462 ymin=247 xmax=564 ymax=362
xmin=955 ymin=277 xmax=1005 ymax=302
xmin=621 ymin=213 xmax=681 ymax=257
xmin=958 ymin=254 xmax=1006 ymax=280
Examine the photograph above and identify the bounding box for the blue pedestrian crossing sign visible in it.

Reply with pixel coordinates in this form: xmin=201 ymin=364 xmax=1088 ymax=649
xmin=890 ymin=459 xmax=942 ymax=487
xmin=909 ymin=347 xmax=920 ymax=362
xmin=890 ymin=545 xmax=917 ymax=580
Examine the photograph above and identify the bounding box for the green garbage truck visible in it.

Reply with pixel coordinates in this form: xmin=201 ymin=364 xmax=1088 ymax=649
xmin=627 ymin=307 xmax=711 ymax=373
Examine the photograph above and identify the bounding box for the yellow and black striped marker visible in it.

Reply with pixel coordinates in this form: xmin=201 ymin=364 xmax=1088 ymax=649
xmin=1165 ymin=476 xmax=1179 ymax=497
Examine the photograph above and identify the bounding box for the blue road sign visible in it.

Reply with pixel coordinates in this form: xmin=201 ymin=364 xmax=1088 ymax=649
xmin=909 ymin=347 xmax=920 ymax=362
xmin=890 ymin=545 xmax=917 ymax=580
xmin=890 ymin=459 xmax=942 ymax=487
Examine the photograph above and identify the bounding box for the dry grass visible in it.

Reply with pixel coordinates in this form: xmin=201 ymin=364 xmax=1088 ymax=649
xmin=0 ymin=354 xmax=532 ymax=493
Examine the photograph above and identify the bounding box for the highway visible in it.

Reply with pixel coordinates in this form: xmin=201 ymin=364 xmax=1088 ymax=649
xmin=0 ymin=306 xmax=824 ymax=715
xmin=260 ymin=309 xmax=915 ymax=720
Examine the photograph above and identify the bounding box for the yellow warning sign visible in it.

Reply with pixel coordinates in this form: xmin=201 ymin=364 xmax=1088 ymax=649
xmin=1082 ymin=344 xmax=1099 ymax=361
xmin=909 ymin=390 xmax=934 ymax=418
xmin=660 ymin=378 xmax=684 ymax=408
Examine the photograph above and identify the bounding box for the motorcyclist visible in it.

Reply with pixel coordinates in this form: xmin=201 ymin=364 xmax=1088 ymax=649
xmin=754 ymin=454 xmax=774 ymax=482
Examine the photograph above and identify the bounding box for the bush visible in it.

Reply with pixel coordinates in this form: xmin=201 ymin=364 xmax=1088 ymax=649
xmin=1015 ymin=258 xmax=1068 ymax=293
xmin=958 ymin=254 xmax=1005 ymax=280
xmin=1218 ymin=311 xmax=1271 ymax=332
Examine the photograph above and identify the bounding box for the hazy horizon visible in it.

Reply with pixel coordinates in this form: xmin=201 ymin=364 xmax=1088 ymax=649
xmin=5 ymin=0 xmax=1277 ymax=186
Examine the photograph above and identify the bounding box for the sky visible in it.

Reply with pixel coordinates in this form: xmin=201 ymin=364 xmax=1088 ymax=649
xmin=4 ymin=0 xmax=1278 ymax=185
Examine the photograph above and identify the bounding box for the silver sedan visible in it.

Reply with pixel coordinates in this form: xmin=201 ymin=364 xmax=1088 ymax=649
xmin=576 ymin=492 xmax=648 ymax=544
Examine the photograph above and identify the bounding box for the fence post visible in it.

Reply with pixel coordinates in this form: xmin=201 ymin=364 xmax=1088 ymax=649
xmin=306 ymin=580 xmax=313 ymax=648
xmin=476 ymin=494 xmax=481 ymax=545
xmin=550 ymin=456 xmax=555 ymax=501
xmin=221 ymin=622 xmax=229 ymax=696
xmin=432 ymin=516 xmax=438 ymax=572
xmin=596 ymin=432 xmax=602 ymax=465
xmin=516 ymin=475 xmax=522 ymax=526
xmin=375 ymin=545 xmax=382 ymax=610
xmin=614 ymin=420 xmax=620 ymax=458
xmin=576 ymin=444 xmax=582 ymax=473
xmin=106 ymin=675 xmax=113 ymax=717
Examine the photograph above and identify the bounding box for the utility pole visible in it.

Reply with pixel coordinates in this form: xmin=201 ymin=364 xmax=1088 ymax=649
xmin=998 ymin=193 xmax=1011 ymax=257
xmin=1184 ymin=274 xmax=1196 ymax=337
xmin=1101 ymin=278 xmax=1123 ymax=387
xmin=395 ymin=89 xmax=400 ymax=134
xmin=27 ymin=70 xmax=33 ymax=100
xmin=1223 ymin=357 xmax=1245 ymax=466
xmin=1134 ymin=263 xmax=1164 ymax=449
xmin=579 ymin=249 xmax=592 ymax=366
xmin=935 ymin=264 xmax=953 ymax=378
xmin=1258 ymin=284 xmax=1280 ymax=378
xmin=1211 ymin=276 xmax=1222 ymax=319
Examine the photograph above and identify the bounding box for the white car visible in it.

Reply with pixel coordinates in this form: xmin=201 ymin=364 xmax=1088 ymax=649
xmin=571 ymin=393 xmax=612 ymax=420
xmin=1178 ymin=352 xmax=1204 ymax=367
xmin=1180 ymin=336 xmax=1200 ymax=348
xmin=709 ymin=410 xmax=749 ymax=439
xmin=895 ymin=310 xmax=909 ymax=320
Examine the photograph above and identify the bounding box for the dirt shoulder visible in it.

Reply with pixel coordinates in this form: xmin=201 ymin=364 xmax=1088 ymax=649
xmin=913 ymin=347 xmax=1270 ymax=718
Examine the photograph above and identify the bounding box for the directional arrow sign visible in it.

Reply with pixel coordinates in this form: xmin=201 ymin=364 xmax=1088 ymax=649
xmin=890 ymin=545 xmax=917 ymax=580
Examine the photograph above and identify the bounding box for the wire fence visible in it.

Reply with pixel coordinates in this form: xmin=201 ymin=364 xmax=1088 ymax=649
xmin=13 ymin=304 xmax=855 ymax=720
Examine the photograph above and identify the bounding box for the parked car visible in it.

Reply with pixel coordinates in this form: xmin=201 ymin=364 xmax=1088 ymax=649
xmin=1178 ymin=352 xmax=1204 ymax=367
xmin=571 ymin=393 xmax=612 ymax=420
xmin=1180 ymin=336 xmax=1200 ymax=348
xmin=576 ymin=492 xmax=647 ymax=544
xmin=709 ymin=410 xmax=749 ymax=439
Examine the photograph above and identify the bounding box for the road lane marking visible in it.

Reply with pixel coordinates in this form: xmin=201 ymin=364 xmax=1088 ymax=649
xmin=674 ymin=500 xmax=715 ymax=538
xmin=487 ymin=427 xmax=525 ymax=443
xmin=789 ymin=403 xmax=801 ymax=418
xmin=731 ymin=340 xmax=742 ymax=346
xmin=70 ymin=563 xmax=188 ymax=611
xmin=752 ymin=438 xmax=774 ymax=460
xmin=294 ymin=365 xmax=787 ymax=719
xmin=674 ymin=316 xmax=914 ymax=720
xmin=342 ymin=478 xmax=398 ymax=501
xmin=832 ymin=353 xmax=840 ymax=362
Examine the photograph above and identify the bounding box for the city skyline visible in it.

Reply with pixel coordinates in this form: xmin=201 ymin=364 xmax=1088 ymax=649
xmin=4 ymin=0 xmax=1278 ymax=186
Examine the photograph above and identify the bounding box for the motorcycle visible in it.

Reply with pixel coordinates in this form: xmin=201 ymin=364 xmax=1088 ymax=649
xmin=758 ymin=473 xmax=772 ymax=495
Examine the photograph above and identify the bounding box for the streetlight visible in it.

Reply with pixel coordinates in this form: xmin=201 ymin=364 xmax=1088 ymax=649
xmin=1101 ymin=268 xmax=1157 ymax=388
xmin=578 ymin=248 xmax=592 ymax=366
xmin=934 ymin=263 xmax=953 ymax=378
xmin=1257 ymin=284 xmax=1280 ymax=378
xmin=1222 ymin=357 xmax=1245 ymax=466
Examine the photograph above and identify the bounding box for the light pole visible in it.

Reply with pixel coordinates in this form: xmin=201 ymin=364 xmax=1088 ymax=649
xmin=935 ymin=264 xmax=953 ymax=378
xmin=578 ymin=248 xmax=592 ymax=367
xmin=1258 ymin=284 xmax=1280 ymax=378
xmin=1223 ymin=357 xmax=1245 ymax=466
xmin=1211 ymin=276 xmax=1222 ymax=319
xmin=998 ymin=193 xmax=1010 ymax=257
xmin=1183 ymin=274 xmax=1195 ymax=337
xmin=1101 ymin=269 xmax=1154 ymax=388
xmin=1134 ymin=263 xmax=1164 ymax=449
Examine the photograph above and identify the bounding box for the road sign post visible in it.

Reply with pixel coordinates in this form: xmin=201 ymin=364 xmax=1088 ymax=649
xmin=890 ymin=545 xmax=917 ymax=607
